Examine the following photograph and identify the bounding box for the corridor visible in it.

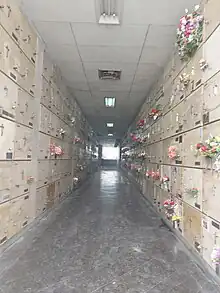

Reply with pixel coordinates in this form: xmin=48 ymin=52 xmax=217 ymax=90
xmin=0 ymin=171 xmax=219 ymax=293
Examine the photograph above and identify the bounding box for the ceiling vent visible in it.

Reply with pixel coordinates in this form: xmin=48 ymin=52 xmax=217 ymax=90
xmin=95 ymin=0 xmax=123 ymax=25
xmin=98 ymin=69 xmax=121 ymax=80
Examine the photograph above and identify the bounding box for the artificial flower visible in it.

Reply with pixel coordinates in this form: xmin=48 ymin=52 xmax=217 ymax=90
xmin=146 ymin=170 xmax=151 ymax=178
xmin=168 ymin=146 xmax=178 ymax=160
xmin=162 ymin=175 xmax=169 ymax=183
xmin=176 ymin=5 xmax=204 ymax=60
xmin=196 ymin=136 xmax=220 ymax=158
xmin=186 ymin=188 xmax=199 ymax=197
xmin=151 ymin=171 xmax=160 ymax=180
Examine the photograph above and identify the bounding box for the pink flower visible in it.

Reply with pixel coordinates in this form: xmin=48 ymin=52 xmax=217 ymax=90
xmin=201 ymin=146 xmax=208 ymax=152
xmin=196 ymin=143 xmax=202 ymax=149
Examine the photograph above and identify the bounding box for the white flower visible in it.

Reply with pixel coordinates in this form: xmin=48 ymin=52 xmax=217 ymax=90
xmin=185 ymin=8 xmax=188 ymax=13
xmin=194 ymin=5 xmax=200 ymax=11
xmin=188 ymin=35 xmax=193 ymax=42
xmin=210 ymin=142 xmax=218 ymax=147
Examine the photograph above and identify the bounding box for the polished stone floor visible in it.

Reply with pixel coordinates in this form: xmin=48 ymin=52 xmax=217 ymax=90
xmin=0 ymin=170 xmax=220 ymax=293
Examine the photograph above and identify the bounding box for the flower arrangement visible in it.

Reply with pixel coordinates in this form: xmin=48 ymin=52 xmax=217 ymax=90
xmin=149 ymin=104 xmax=162 ymax=120
xmin=50 ymin=144 xmax=64 ymax=157
xmin=137 ymin=119 xmax=146 ymax=129
xmin=151 ymin=170 xmax=160 ymax=180
xmin=186 ymin=187 xmax=199 ymax=197
xmin=176 ymin=5 xmax=204 ymax=60
xmin=196 ymin=136 xmax=220 ymax=158
xmin=163 ymin=199 xmax=175 ymax=215
xmin=161 ymin=175 xmax=169 ymax=183
xmin=163 ymin=199 xmax=175 ymax=208
xmin=130 ymin=133 xmax=140 ymax=143
xmin=211 ymin=247 xmax=220 ymax=265
xmin=168 ymin=146 xmax=178 ymax=160
xmin=130 ymin=133 xmax=148 ymax=144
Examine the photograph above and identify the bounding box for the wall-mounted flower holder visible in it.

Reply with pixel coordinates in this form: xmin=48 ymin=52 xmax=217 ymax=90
xmin=196 ymin=136 xmax=220 ymax=158
xmin=179 ymin=73 xmax=191 ymax=88
xmin=59 ymin=128 xmax=66 ymax=139
xmin=168 ymin=146 xmax=179 ymax=160
xmin=199 ymin=59 xmax=208 ymax=71
xmin=161 ymin=176 xmax=169 ymax=190
xmin=73 ymin=177 xmax=79 ymax=185
xmin=176 ymin=5 xmax=204 ymax=60
xmin=211 ymin=247 xmax=220 ymax=265
xmin=186 ymin=188 xmax=199 ymax=198
xmin=27 ymin=176 xmax=34 ymax=184
xmin=213 ymin=154 xmax=220 ymax=173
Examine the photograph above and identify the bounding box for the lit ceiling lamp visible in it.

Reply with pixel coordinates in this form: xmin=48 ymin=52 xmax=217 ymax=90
xmin=95 ymin=0 xmax=124 ymax=25
xmin=104 ymin=97 xmax=116 ymax=108
xmin=108 ymin=133 xmax=113 ymax=136
xmin=107 ymin=123 xmax=114 ymax=127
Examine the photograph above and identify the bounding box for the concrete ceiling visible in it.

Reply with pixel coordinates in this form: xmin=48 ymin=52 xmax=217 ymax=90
xmin=20 ymin=0 xmax=196 ymax=139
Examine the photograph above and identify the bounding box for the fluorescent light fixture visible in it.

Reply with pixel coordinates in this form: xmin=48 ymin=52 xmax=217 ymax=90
xmin=95 ymin=0 xmax=124 ymax=25
xmin=104 ymin=97 xmax=116 ymax=108
xmin=107 ymin=123 xmax=114 ymax=127
xmin=108 ymin=133 xmax=113 ymax=136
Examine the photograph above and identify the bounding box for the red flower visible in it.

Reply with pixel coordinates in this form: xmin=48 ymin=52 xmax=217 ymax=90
xmin=137 ymin=119 xmax=145 ymax=126
xmin=196 ymin=143 xmax=202 ymax=149
xmin=151 ymin=108 xmax=158 ymax=114
xmin=211 ymin=147 xmax=217 ymax=153
xmin=201 ymin=146 xmax=208 ymax=152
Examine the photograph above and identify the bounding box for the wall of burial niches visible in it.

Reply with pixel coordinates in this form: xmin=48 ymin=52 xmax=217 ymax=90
xmin=0 ymin=0 xmax=96 ymax=246
xmin=122 ymin=0 xmax=220 ymax=276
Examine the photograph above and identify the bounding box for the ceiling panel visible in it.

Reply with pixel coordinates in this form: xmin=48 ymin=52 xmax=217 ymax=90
xmin=46 ymin=44 xmax=81 ymax=63
xmin=34 ymin=21 xmax=75 ymax=45
xmin=131 ymin=81 xmax=152 ymax=93
xmin=129 ymin=92 xmax=147 ymax=102
xmin=79 ymin=46 xmax=142 ymax=63
xmin=123 ymin=0 xmax=198 ymax=25
xmin=145 ymin=25 xmax=177 ymax=47
xmin=68 ymin=82 xmax=89 ymax=91
xmin=89 ymin=80 xmax=133 ymax=92
xmin=71 ymin=23 xmax=149 ymax=47
xmin=58 ymin=61 xmax=85 ymax=77
xmin=140 ymin=46 xmax=171 ymax=66
xmin=91 ymin=91 xmax=130 ymax=102
xmin=135 ymin=63 xmax=161 ymax=77
xmin=20 ymin=0 xmax=196 ymax=139
xmin=21 ymin=0 xmax=96 ymax=22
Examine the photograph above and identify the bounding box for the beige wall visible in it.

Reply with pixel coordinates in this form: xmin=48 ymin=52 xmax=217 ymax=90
xmin=127 ymin=0 xmax=220 ymax=276
xmin=0 ymin=0 xmax=90 ymax=247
